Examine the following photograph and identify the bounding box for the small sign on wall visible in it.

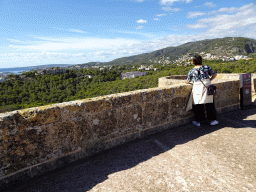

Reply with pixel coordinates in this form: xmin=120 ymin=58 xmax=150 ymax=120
xmin=240 ymin=73 xmax=251 ymax=109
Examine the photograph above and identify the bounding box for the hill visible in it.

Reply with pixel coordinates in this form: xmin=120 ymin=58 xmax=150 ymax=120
xmin=104 ymin=37 xmax=256 ymax=66
xmin=75 ymin=62 xmax=106 ymax=68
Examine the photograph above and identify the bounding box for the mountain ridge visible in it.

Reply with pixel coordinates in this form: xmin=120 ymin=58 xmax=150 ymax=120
xmin=104 ymin=37 xmax=256 ymax=66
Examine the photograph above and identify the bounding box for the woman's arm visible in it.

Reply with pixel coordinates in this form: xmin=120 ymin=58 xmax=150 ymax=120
xmin=210 ymin=74 xmax=217 ymax=81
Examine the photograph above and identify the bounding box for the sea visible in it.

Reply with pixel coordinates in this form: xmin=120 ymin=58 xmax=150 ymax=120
xmin=0 ymin=64 xmax=72 ymax=75
xmin=0 ymin=67 xmax=34 ymax=75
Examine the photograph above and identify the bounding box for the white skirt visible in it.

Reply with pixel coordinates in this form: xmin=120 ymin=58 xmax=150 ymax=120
xmin=186 ymin=79 xmax=213 ymax=111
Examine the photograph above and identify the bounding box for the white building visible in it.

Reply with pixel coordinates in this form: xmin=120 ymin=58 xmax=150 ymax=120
xmin=234 ymin=55 xmax=248 ymax=60
xmin=222 ymin=57 xmax=230 ymax=61
xmin=164 ymin=60 xmax=171 ymax=64
xmin=121 ymin=71 xmax=146 ymax=79
xmin=205 ymin=53 xmax=212 ymax=59
xmin=138 ymin=65 xmax=146 ymax=70
xmin=234 ymin=55 xmax=243 ymax=60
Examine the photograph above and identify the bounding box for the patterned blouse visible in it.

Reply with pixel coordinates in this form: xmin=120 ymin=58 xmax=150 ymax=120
xmin=187 ymin=65 xmax=216 ymax=83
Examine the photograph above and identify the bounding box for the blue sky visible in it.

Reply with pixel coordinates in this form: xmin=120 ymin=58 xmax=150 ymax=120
xmin=0 ymin=0 xmax=255 ymax=68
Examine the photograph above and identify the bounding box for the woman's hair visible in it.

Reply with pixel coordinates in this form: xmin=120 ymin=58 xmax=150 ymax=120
xmin=192 ymin=55 xmax=202 ymax=65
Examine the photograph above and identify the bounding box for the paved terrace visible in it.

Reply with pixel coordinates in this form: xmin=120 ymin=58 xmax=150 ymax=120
xmin=5 ymin=106 xmax=256 ymax=192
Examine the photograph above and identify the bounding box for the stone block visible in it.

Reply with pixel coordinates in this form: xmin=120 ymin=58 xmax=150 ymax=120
xmin=83 ymin=99 xmax=112 ymax=113
xmin=116 ymin=104 xmax=142 ymax=131
xmin=160 ymin=88 xmax=177 ymax=101
xmin=86 ymin=109 xmax=117 ymax=138
xmin=142 ymin=100 xmax=168 ymax=127
xmin=18 ymin=107 xmax=61 ymax=126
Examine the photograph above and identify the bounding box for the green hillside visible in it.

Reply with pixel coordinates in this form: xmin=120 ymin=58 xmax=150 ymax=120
xmin=104 ymin=37 xmax=256 ymax=66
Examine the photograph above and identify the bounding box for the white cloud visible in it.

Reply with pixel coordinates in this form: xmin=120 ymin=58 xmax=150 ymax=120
xmin=154 ymin=18 xmax=160 ymax=21
xmin=136 ymin=0 xmax=145 ymax=2
xmin=53 ymin=27 xmax=86 ymax=33
xmin=187 ymin=12 xmax=206 ymax=18
xmin=162 ymin=7 xmax=181 ymax=12
xmin=186 ymin=23 xmax=207 ymax=29
xmin=0 ymin=52 xmax=88 ymax=67
xmin=160 ymin=0 xmax=192 ymax=5
xmin=210 ymin=3 xmax=252 ymax=14
xmin=156 ymin=13 xmax=166 ymax=17
xmin=204 ymin=2 xmax=216 ymax=8
xmin=8 ymin=36 xmax=141 ymax=51
xmin=68 ymin=29 xmax=86 ymax=33
xmin=136 ymin=19 xmax=147 ymax=24
xmin=136 ymin=26 xmax=144 ymax=30
xmin=115 ymin=30 xmax=158 ymax=38
xmin=7 ymin=39 xmax=27 ymax=44
xmin=187 ymin=3 xmax=256 ymax=37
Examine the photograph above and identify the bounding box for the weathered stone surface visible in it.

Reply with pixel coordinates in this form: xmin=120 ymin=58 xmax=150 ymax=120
xmin=158 ymin=76 xmax=187 ymax=87
xmin=116 ymin=104 xmax=142 ymax=134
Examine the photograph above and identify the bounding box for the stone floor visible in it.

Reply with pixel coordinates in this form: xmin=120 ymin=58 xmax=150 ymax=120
xmin=4 ymin=107 xmax=256 ymax=192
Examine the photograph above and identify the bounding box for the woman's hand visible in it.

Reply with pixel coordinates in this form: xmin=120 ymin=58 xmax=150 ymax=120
xmin=210 ymin=74 xmax=217 ymax=81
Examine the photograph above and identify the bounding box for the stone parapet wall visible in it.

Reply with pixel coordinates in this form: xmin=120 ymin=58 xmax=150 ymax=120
xmin=0 ymin=79 xmax=240 ymax=189
xmin=158 ymin=75 xmax=187 ymax=87
xmin=217 ymin=73 xmax=256 ymax=103
xmin=160 ymin=73 xmax=256 ymax=102
xmin=217 ymin=73 xmax=256 ymax=91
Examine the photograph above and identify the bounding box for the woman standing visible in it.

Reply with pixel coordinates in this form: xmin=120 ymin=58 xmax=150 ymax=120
xmin=186 ymin=55 xmax=219 ymax=127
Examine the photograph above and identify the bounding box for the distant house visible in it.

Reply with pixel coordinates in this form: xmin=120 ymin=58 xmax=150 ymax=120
xmin=46 ymin=68 xmax=66 ymax=74
xmin=20 ymin=75 xmax=26 ymax=79
xmin=37 ymin=70 xmax=45 ymax=75
xmin=164 ymin=60 xmax=171 ymax=64
xmin=121 ymin=71 xmax=146 ymax=79
xmin=138 ymin=65 xmax=146 ymax=70
xmin=205 ymin=53 xmax=212 ymax=59
xmin=234 ymin=55 xmax=247 ymax=60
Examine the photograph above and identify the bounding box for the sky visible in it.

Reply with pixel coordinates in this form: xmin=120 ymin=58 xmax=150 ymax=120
xmin=0 ymin=0 xmax=256 ymax=68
